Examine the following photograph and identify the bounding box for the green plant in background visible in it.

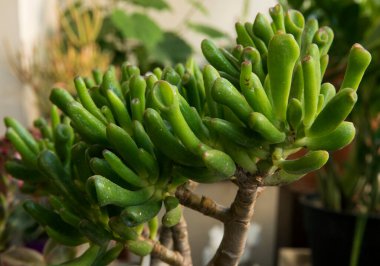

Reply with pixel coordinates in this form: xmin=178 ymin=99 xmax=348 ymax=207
xmin=0 ymin=137 xmax=42 ymax=250
xmin=10 ymin=1 xmax=112 ymax=117
xmin=10 ymin=0 xmax=227 ymax=117
xmin=3 ymin=4 xmax=370 ymax=266
xmin=96 ymin=0 xmax=228 ymax=69
xmin=0 ymin=136 xmax=83 ymax=266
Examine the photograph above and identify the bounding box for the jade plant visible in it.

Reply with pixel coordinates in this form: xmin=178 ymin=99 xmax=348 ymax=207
xmin=3 ymin=4 xmax=371 ymax=266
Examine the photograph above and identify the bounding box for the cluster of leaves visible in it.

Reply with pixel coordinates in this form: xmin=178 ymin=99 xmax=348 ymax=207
xmin=281 ymin=0 xmax=380 ymax=214
xmin=0 ymin=136 xmax=42 ymax=249
xmin=0 ymin=137 xmax=74 ymax=266
xmin=3 ymin=4 xmax=371 ymax=265
xmin=279 ymin=0 xmax=380 ymax=58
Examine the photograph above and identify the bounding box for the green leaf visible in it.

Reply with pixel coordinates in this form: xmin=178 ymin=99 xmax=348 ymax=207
xmin=154 ymin=32 xmax=192 ymax=64
xmin=186 ymin=0 xmax=208 ymax=15
xmin=187 ymin=22 xmax=226 ymax=38
xmin=110 ymin=9 xmax=134 ymax=38
xmin=364 ymin=19 xmax=380 ymax=49
xmin=125 ymin=0 xmax=171 ymax=10
xmin=109 ymin=11 xmax=163 ymax=50
xmin=130 ymin=13 xmax=163 ymax=49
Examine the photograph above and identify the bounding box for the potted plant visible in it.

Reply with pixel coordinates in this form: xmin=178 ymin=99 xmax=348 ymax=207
xmin=2 ymin=4 xmax=370 ymax=265
xmin=281 ymin=0 xmax=380 ymax=265
xmin=0 ymin=135 xmax=87 ymax=266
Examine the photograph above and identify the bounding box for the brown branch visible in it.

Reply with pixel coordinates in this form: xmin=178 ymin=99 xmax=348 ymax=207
xmin=175 ymin=185 xmax=229 ymax=222
xmin=186 ymin=180 xmax=199 ymax=190
xmin=171 ymin=215 xmax=193 ymax=266
xmin=159 ymin=226 xmax=173 ymax=249
xmin=146 ymin=237 xmax=184 ymax=266
xmin=150 ymin=227 xmax=173 ymax=266
xmin=207 ymin=168 xmax=261 ymax=266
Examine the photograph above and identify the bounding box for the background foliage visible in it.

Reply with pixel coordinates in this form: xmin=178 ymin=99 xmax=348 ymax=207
xmin=10 ymin=0 xmax=228 ymax=117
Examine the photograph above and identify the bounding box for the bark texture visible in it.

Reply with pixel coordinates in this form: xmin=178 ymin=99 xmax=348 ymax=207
xmin=207 ymin=169 xmax=261 ymax=266
xmin=150 ymin=227 xmax=173 ymax=266
xmin=171 ymin=216 xmax=193 ymax=266
xmin=150 ymin=239 xmax=184 ymax=266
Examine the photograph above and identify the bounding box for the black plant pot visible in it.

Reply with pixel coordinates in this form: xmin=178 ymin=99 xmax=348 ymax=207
xmin=301 ymin=196 xmax=380 ymax=266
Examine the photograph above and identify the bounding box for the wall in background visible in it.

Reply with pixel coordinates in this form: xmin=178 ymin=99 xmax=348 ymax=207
xmin=0 ymin=0 xmax=56 ymax=134
xmin=0 ymin=1 xmax=26 ymax=134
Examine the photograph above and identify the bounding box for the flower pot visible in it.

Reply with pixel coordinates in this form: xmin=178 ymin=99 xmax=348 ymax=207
xmin=301 ymin=196 xmax=380 ymax=266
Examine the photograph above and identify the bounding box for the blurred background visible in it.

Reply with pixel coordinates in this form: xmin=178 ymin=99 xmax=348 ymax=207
xmin=1 ymin=0 xmax=380 ymax=265
xmin=0 ymin=0 xmax=276 ymax=132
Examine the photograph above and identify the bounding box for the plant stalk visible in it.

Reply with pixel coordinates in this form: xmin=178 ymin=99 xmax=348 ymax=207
xmin=207 ymin=169 xmax=261 ymax=266
xmin=171 ymin=215 xmax=193 ymax=266
xmin=176 ymin=185 xmax=229 ymax=222
xmin=149 ymin=238 xmax=185 ymax=266
xmin=150 ymin=227 xmax=173 ymax=266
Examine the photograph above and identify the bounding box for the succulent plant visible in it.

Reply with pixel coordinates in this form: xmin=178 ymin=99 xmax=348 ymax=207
xmin=282 ymin=0 xmax=380 ymax=214
xmin=3 ymin=4 xmax=370 ymax=266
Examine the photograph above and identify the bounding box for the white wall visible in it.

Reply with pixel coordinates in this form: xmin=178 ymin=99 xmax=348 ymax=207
xmin=0 ymin=1 xmax=25 ymax=134
xmin=0 ymin=0 xmax=56 ymax=134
